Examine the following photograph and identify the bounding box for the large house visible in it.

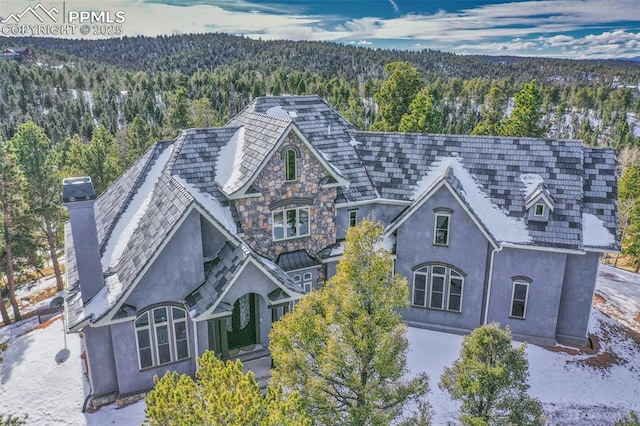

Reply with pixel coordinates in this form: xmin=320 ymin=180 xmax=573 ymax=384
xmin=63 ymin=95 xmax=618 ymax=407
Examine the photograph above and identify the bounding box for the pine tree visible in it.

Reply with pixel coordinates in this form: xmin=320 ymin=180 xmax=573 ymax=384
xmin=619 ymin=165 xmax=640 ymax=269
xmin=499 ymin=80 xmax=545 ymax=138
xmin=0 ymin=138 xmax=28 ymax=323
xmin=269 ymin=219 xmax=431 ymax=425
xmin=144 ymin=351 xmax=309 ymax=425
xmin=165 ymin=86 xmax=190 ymax=136
xmin=472 ymin=85 xmax=507 ymax=136
xmin=10 ymin=122 xmax=65 ymax=292
xmin=399 ymin=88 xmax=443 ymax=133
xmin=372 ymin=62 xmax=424 ymax=132
xmin=439 ymin=324 xmax=544 ymax=426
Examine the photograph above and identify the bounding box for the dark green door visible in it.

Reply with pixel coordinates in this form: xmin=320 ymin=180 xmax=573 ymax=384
xmin=227 ymin=294 xmax=257 ymax=350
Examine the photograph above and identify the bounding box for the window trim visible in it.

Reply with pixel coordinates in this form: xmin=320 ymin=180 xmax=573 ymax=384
xmin=134 ymin=305 xmax=190 ymax=370
xmin=285 ymin=149 xmax=297 ymax=181
xmin=412 ymin=264 xmax=464 ymax=313
xmin=348 ymin=209 xmax=357 ymax=227
xmin=433 ymin=213 xmax=450 ymax=246
xmin=510 ymin=281 xmax=529 ymax=319
xmin=534 ymin=203 xmax=545 ymax=217
xmin=272 ymin=207 xmax=310 ymax=241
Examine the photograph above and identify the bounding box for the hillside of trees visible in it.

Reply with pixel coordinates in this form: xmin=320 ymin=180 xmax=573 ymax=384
xmin=1 ymin=33 xmax=640 ymax=322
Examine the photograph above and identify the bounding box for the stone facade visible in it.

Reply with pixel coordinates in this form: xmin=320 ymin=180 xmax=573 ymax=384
xmin=235 ymin=131 xmax=337 ymax=260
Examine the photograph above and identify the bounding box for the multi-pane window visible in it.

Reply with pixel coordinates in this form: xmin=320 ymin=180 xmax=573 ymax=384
xmin=285 ymin=149 xmax=297 ymax=181
xmin=135 ymin=306 xmax=190 ymax=370
xmin=272 ymin=207 xmax=310 ymax=240
xmin=348 ymin=209 xmax=357 ymax=227
xmin=510 ymin=281 xmax=529 ymax=319
xmin=434 ymin=213 xmax=450 ymax=245
xmin=413 ymin=265 xmax=464 ymax=312
xmin=293 ymin=272 xmax=314 ymax=293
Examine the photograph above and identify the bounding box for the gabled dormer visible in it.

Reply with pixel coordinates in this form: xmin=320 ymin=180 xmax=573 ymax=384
xmin=524 ymin=182 xmax=555 ymax=223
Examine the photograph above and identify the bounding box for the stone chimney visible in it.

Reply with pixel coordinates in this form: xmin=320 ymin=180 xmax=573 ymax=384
xmin=63 ymin=177 xmax=104 ymax=304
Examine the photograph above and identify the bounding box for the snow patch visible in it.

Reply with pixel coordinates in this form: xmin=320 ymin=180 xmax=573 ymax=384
xmin=583 ymin=213 xmax=616 ymax=247
xmin=173 ymin=176 xmax=238 ymax=234
xmin=519 ymin=173 xmax=544 ymax=198
xmin=101 ymin=144 xmax=174 ymax=269
xmin=349 ymin=138 xmax=361 ymax=147
xmin=78 ymin=274 xmax=123 ymax=322
xmin=266 ymin=106 xmax=293 ymax=120
xmin=412 ymin=156 xmax=531 ymax=243
xmin=330 ymin=242 xmax=344 ymax=257
xmin=216 ymin=127 xmax=246 ymax=193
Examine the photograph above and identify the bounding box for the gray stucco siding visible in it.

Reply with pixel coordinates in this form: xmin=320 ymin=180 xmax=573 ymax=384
xmin=84 ymin=325 xmax=118 ymax=396
xmin=395 ymin=186 xmax=490 ymax=332
xmin=555 ymin=252 xmax=601 ymax=345
xmin=335 ymin=203 xmax=406 ymax=239
xmin=125 ymin=210 xmax=205 ymax=309
xmin=488 ymin=248 xmax=566 ymax=344
xmin=110 ymin=319 xmax=196 ymax=395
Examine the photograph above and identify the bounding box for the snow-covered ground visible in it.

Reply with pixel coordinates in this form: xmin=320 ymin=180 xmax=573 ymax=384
xmin=1 ymin=265 xmax=639 ymax=425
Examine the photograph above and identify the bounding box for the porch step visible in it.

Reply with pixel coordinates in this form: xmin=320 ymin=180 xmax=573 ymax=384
xmin=240 ymin=354 xmax=272 ymax=391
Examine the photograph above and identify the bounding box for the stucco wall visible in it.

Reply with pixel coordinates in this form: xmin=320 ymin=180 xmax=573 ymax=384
xmin=235 ymin=131 xmax=337 ymax=259
xmin=125 ymin=210 xmax=205 ymax=308
xmin=488 ymin=247 xmax=567 ymax=345
xmin=395 ymin=185 xmax=490 ymax=333
xmin=555 ymin=252 xmax=601 ymax=345
xmin=84 ymin=325 xmax=118 ymax=396
xmin=109 ymin=209 xmax=205 ymax=394
xmin=335 ymin=203 xmax=407 ymax=240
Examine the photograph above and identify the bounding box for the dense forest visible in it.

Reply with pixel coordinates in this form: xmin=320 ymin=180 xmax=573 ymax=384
xmin=1 ymin=32 xmax=640 ymax=323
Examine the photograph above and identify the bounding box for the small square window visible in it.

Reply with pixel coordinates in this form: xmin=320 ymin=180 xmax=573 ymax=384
xmin=534 ymin=204 xmax=545 ymax=217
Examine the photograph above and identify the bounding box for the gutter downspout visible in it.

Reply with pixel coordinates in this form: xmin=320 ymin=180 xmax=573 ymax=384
xmin=483 ymin=245 xmax=501 ymax=325
xmin=192 ymin=315 xmax=199 ymax=371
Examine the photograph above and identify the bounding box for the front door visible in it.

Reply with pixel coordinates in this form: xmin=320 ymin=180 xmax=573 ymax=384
xmin=227 ymin=294 xmax=257 ymax=351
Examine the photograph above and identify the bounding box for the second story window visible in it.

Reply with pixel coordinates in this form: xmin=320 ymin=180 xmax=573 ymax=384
xmin=348 ymin=209 xmax=357 ymax=227
xmin=434 ymin=213 xmax=450 ymax=246
xmin=273 ymin=207 xmax=310 ymax=241
xmin=285 ymin=149 xmax=297 ymax=181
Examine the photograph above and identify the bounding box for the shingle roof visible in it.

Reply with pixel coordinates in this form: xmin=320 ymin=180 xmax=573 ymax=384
xmin=248 ymin=96 xmax=378 ymax=203
xmin=352 ymin=132 xmax=590 ymax=249
xmin=582 ymin=147 xmax=619 ymax=250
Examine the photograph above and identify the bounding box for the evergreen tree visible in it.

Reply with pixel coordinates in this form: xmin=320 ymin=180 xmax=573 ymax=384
xmin=472 ymin=85 xmax=507 ymax=136
xmin=144 ymin=351 xmax=309 ymax=425
xmin=125 ymin=115 xmax=155 ymax=165
xmin=165 ymin=86 xmax=190 ymax=136
xmin=0 ymin=138 xmax=28 ymax=323
xmin=270 ymin=219 xmax=431 ymax=425
xmin=619 ymin=164 xmax=640 ymax=270
xmin=398 ymin=88 xmax=443 ymax=133
xmin=188 ymin=97 xmax=220 ymax=128
xmin=10 ymin=122 xmax=65 ymax=292
xmin=439 ymin=324 xmax=544 ymax=426
xmin=372 ymin=62 xmax=423 ymax=132
xmin=499 ymin=80 xmax=545 ymax=138
xmin=82 ymin=126 xmax=121 ymax=195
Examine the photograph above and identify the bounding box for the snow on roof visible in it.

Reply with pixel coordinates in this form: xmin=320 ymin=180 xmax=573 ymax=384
xmin=413 ymin=156 xmax=531 ymax=244
xmin=330 ymin=241 xmax=344 ymax=257
xmin=78 ymin=274 xmax=123 ymax=323
xmin=216 ymin=127 xmax=246 ymax=193
xmin=583 ymin=213 xmax=616 ymax=247
xmin=101 ymin=144 xmax=174 ymax=269
xmin=266 ymin=105 xmax=294 ymax=120
xmin=173 ymin=176 xmax=238 ymax=234
xmin=520 ymin=173 xmax=545 ymax=198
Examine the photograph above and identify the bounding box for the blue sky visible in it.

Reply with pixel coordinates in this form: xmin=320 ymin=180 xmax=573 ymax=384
xmin=1 ymin=0 xmax=639 ymax=58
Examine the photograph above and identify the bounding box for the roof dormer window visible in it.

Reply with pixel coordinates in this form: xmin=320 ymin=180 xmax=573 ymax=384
xmin=521 ymin=176 xmax=555 ymax=223
xmin=285 ymin=149 xmax=297 ymax=181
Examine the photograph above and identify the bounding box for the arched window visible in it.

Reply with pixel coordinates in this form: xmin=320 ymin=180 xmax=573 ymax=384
xmin=412 ymin=264 xmax=464 ymax=312
xmin=134 ymin=305 xmax=190 ymax=369
xmin=285 ymin=149 xmax=297 ymax=181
